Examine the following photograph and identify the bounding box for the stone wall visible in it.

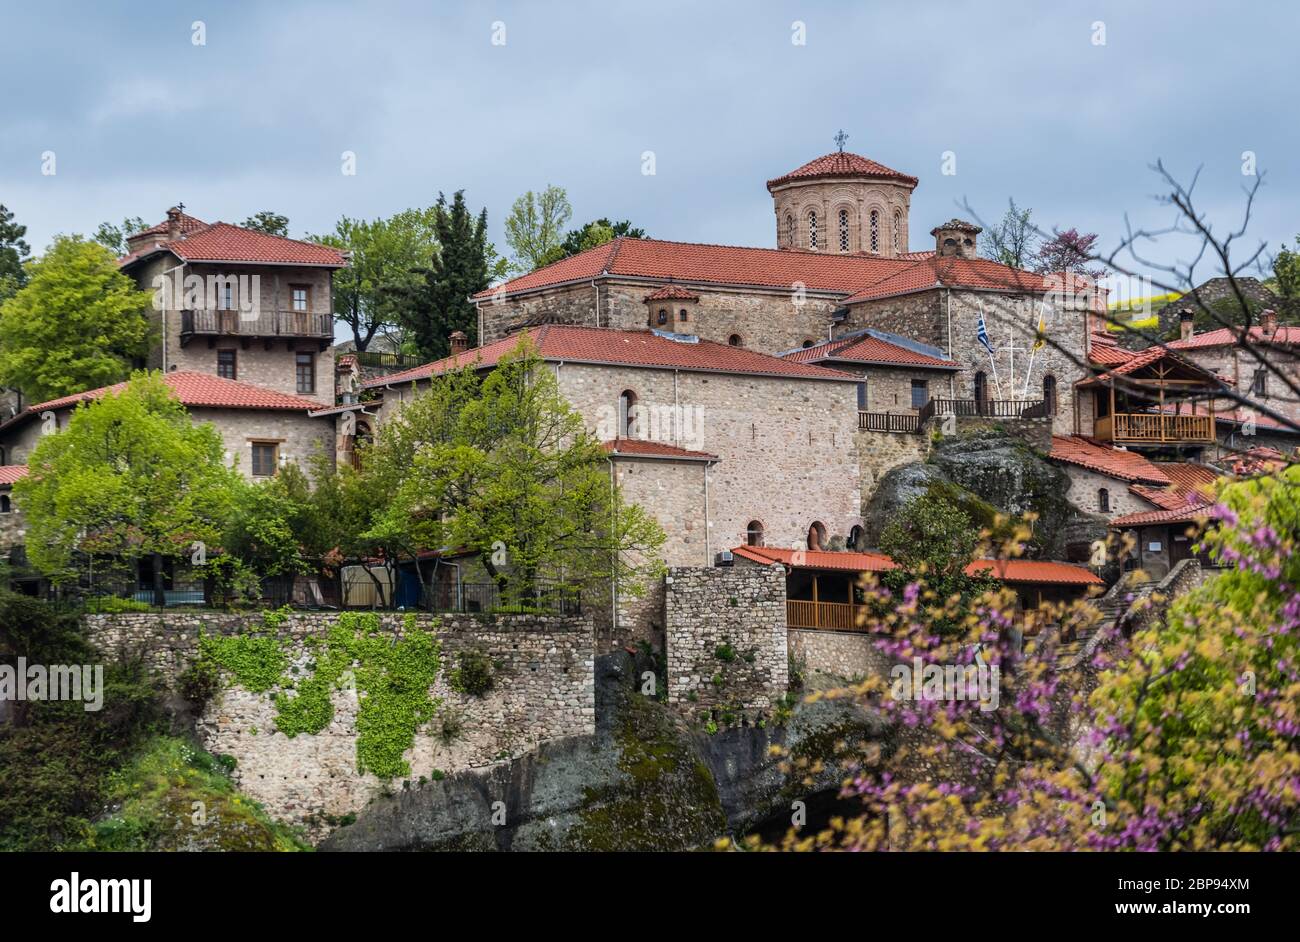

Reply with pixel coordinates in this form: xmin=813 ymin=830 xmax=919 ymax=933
xmin=856 ymin=427 xmax=930 ymax=501
xmin=788 ymin=628 xmax=894 ymax=682
xmin=664 ymin=565 xmax=787 ymax=713
xmin=195 ymin=406 xmax=336 ymax=484
xmin=83 ymin=610 xmax=594 ymax=838
xmin=1061 ymin=464 xmax=1153 ymax=519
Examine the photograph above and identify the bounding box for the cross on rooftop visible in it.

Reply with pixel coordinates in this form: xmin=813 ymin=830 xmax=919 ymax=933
xmin=833 ymin=129 xmax=848 ymax=152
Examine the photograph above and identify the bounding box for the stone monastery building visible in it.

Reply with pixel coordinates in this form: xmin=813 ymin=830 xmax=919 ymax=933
xmin=0 ymin=146 xmax=1277 ymax=649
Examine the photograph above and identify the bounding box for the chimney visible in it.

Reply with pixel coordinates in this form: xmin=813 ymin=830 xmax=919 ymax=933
xmin=929 ymin=219 xmax=981 ymax=258
xmin=449 ymin=330 xmax=469 ymax=356
xmin=1261 ymin=308 xmax=1278 ymax=335
xmin=165 ymin=206 xmax=182 ymax=242
xmin=1179 ymin=308 xmax=1195 ymax=341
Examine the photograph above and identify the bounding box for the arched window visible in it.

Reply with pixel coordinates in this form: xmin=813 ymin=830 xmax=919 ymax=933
xmin=619 ymin=390 xmax=638 ymax=438
xmin=728 ymin=334 xmax=742 ymax=347
xmin=746 ymin=520 xmax=764 ymax=547
xmin=785 ymin=214 xmax=794 ymax=246
xmin=1098 ymin=488 xmax=1110 ymax=513
xmin=0 ymin=494 xmax=9 ymax=514
xmin=847 ymin=524 xmax=864 ymax=550
xmin=678 ymin=308 xmax=689 ymax=323
xmin=1043 ymin=374 xmax=1058 ymax=414
xmin=808 ymin=210 xmax=819 ymax=249
xmin=807 ymin=521 xmax=827 ymax=551
xmin=801 ymin=338 xmax=816 ymax=348
xmin=869 ymin=210 xmax=880 ymax=254
xmin=893 ymin=209 xmax=902 ymax=254
xmin=656 ymin=308 xmax=668 ymax=326
xmin=838 ymin=208 xmax=850 ymax=252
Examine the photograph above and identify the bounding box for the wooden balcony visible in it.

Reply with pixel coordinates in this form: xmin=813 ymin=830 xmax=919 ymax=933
xmin=179 ymin=308 xmax=333 ymax=343
xmin=1094 ymin=413 xmax=1214 ymax=444
xmin=857 ymin=411 xmax=921 ymax=433
xmin=923 ymin=397 xmax=1050 ymax=421
xmin=787 ymin=599 xmax=871 ymax=631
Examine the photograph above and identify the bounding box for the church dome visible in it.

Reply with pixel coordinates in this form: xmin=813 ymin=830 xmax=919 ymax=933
xmin=766 ymin=151 xmax=918 ymax=191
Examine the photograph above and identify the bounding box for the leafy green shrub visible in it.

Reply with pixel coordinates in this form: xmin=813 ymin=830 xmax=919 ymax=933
xmin=448 ymin=649 xmax=494 ymax=697
xmin=714 ymin=642 xmax=737 ymax=663
xmin=83 ymin=596 xmax=152 ymax=614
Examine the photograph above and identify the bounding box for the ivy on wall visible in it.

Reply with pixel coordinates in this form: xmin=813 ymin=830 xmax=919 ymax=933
xmin=198 ymin=611 xmax=443 ymax=779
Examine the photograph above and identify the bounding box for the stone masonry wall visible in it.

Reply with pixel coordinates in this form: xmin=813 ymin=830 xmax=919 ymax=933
xmin=664 ymin=565 xmax=787 ymax=713
xmin=84 ymin=610 xmax=594 ymax=838
xmin=788 ymin=628 xmax=894 ymax=682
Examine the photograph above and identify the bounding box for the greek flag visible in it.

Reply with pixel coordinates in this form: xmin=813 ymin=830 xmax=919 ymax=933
xmin=976 ymin=310 xmax=994 ymax=356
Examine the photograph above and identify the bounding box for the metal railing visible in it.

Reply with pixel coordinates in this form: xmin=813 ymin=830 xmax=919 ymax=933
xmin=353 ymin=350 xmax=425 ymax=369
xmin=423 ymin=580 xmax=582 ymax=616
xmin=179 ymin=308 xmax=333 ymax=339
xmin=857 ymin=411 xmax=922 ymax=433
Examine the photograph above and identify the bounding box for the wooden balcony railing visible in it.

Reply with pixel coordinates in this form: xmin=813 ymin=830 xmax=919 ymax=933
xmin=1094 ymin=413 xmax=1215 ymax=444
xmin=858 ymin=411 xmax=921 ymax=433
xmin=180 ymin=308 xmax=333 ymax=340
xmin=787 ymin=599 xmax=872 ymax=631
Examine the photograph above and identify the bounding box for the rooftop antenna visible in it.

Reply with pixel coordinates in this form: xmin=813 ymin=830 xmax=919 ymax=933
xmin=833 ymin=129 xmax=848 ymax=152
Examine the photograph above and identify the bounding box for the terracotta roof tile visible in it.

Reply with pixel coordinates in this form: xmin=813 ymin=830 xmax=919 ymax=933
xmin=1168 ymin=325 xmax=1300 ymax=350
xmin=642 ymin=284 xmax=700 ymax=301
xmin=781 ymin=328 xmax=959 ymax=369
xmin=602 ymin=439 xmax=718 ymax=461
xmin=473 ymin=237 xmax=1044 ymax=303
xmin=135 ymin=212 xmax=209 ymax=238
xmin=730 ymin=545 xmax=897 ymax=572
xmin=362 ymin=325 xmax=859 ymax=389
xmin=1109 ymin=504 xmax=1212 ymax=528
xmin=964 ymin=559 xmax=1104 ymax=586
xmin=120 ymin=221 xmax=346 ymax=269
xmin=1049 ymin=436 xmax=1172 ymax=485
xmin=1077 ymin=345 xmax=1224 ymax=388
xmin=26 ymin=372 xmax=327 ymax=415
xmin=765 ymin=151 xmax=919 ymax=189
xmin=0 ymin=465 xmax=28 ymax=485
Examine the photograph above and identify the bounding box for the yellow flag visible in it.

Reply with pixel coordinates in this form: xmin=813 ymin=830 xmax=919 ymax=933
xmin=1032 ymin=306 xmax=1047 ymax=350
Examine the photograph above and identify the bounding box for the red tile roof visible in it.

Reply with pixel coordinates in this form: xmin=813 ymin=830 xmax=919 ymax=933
xmin=841 ymin=254 xmax=1048 ymax=304
xmin=362 ymin=325 xmax=859 ymax=389
xmin=781 ymin=329 xmax=959 ymax=369
xmin=472 ymin=236 xmax=1045 ymax=303
xmin=135 ymin=212 xmax=209 ymax=239
xmin=731 ymin=544 xmax=897 ymax=573
xmin=1077 ymin=345 xmax=1224 ymax=388
xmin=0 ymin=465 xmax=28 ymax=486
xmin=642 ymin=284 xmax=700 ymax=301
xmin=602 ymin=439 xmax=718 ymax=461
xmin=964 ymin=559 xmax=1104 ymax=586
xmin=1109 ymin=504 xmax=1212 ymax=528
xmin=733 ymin=544 xmax=1102 ymax=586
xmin=1168 ymin=325 xmax=1300 ymax=350
xmin=766 ymin=151 xmax=919 ymax=189
xmin=25 ymin=372 xmax=327 ymax=416
xmin=120 ymin=221 xmax=346 ymax=269
xmin=1088 ymin=332 xmax=1138 ymax=366
xmin=1049 ymin=436 xmax=1172 ymax=485
xmin=1153 ymin=402 xmax=1294 ymax=433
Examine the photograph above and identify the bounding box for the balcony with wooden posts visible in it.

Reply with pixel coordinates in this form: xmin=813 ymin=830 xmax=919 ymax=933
xmin=786 ymin=598 xmax=872 ymax=631
xmin=179 ymin=308 xmax=333 ymax=346
xmin=1082 ymin=348 xmax=1223 ymax=447
xmin=857 ymin=411 xmax=921 ymax=433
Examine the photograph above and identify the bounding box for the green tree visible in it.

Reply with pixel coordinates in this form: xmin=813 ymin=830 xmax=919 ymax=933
xmin=241 ymin=211 xmax=290 ymax=237
xmin=312 ymin=208 xmax=439 ymax=352
xmin=880 ymin=494 xmax=979 ymax=575
xmin=0 ymin=203 xmax=31 ymax=303
xmin=557 ymin=218 xmax=646 ymax=259
xmin=979 ymin=200 xmax=1037 ymax=269
xmin=503 ymin=184 xmax=572 ymax=271
xmin=1272 ymin=234 xmax=1300 ymax=300
xmin=221 ymin=463 xmax=317 ymax=581
xmin=0 ymin=236 xmax=154 ymax=402
xmin=13 ymin=372 xmax=238 ymax=596
xmin=366 ymin=340 xmax=665 ymax=604
xmin=394 ymin=191 xmax=504 ymax=361
xmin=91 ymin=216 xmax=148 ymax=257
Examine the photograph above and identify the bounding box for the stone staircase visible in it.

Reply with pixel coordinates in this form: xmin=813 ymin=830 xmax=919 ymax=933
xmin=1054 ymin=578 xmax=1156 ymax=669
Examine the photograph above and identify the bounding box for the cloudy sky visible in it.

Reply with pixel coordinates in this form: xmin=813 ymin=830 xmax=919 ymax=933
xmin=1 ymin=0 xmax=1294 ymax=293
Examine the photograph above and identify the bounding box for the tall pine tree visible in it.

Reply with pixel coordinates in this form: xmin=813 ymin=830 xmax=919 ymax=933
xmin=396 ymin=191 xmax=492 ymax=361
xmin=0 ymin=204 xmax=31 ymax=303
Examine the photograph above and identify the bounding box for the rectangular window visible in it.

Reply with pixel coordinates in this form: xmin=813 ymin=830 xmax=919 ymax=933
xmin=217 ymin=349 xmax=236 ymax=380
xmin=910 ymin=379 xmax=929 ymax=410
xmin=251 ymin=442 xmax=278 ymax=477
xmin=856 ymin=381 xmax=868 ymax=410
xmin=291 ymin=286 xmax=310 ymax=312
xmin=296 ymin=352 xmax=315 ymax=394
xmin=1252 ymin=368 xmax=1267 ymax=397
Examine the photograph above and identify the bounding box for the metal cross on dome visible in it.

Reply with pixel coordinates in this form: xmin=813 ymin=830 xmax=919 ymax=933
xmin=833 ymin=130 xmax=849 ymax=152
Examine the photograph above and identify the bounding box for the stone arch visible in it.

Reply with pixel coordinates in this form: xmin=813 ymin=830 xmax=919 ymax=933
xmin=746 ymin=519 xmax=765 ymax=547
xmin=806 ymin=520 xmax=827 ymax=551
